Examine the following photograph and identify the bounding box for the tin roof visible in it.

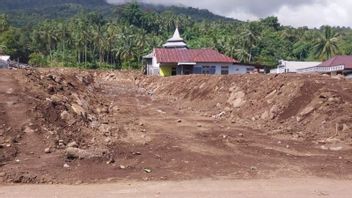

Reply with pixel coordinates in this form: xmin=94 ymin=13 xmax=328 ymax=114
xmin=154 ymin=48 xmax=237 ymax=64
xmin=319 ymin=56 xmax=352 ymax=69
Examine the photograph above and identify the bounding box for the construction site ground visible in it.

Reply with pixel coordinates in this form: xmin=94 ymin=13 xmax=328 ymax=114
xmin=0 ymin=68 xmax=351 ymax=196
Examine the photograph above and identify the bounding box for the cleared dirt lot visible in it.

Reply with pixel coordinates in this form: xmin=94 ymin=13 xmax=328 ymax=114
xmin=0 ymin=68 xmax=351 ymax=184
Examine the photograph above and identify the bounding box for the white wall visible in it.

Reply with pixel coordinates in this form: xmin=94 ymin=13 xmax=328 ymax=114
xmin=192 ymin=63 xmax=255 ymax=75
xmin=271 ymin=61 xmax=322 ymax=74
xmin=229 ymin=64 xmax=255 ymax=74
xmin=0 ymin=56 xmax=10 ymax=61
xmin=270 ymin=67 xmax=285 ymax=74
xmin=148 ymin=53 xmax=160 ymax=76
xmin=194 ymin=63 xmax=234 ymax=74
xmin=152 ymin=53 xmax=160 ymax=69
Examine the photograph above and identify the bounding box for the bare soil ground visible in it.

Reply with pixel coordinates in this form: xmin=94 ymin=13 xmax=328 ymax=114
xmin=1 ymin=178 xmax=352 ymax=198
xmin=0 ymin=68 xmax=351 ymax=184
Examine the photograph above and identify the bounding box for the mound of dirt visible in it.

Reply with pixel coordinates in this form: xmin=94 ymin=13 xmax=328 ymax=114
xmin=0 ymin=69 xmax=127 ymax=183
xmin=138 ymin=74 xmax=352 ymax=144
xmin=23 ymin=68 xmax=111 ymax=147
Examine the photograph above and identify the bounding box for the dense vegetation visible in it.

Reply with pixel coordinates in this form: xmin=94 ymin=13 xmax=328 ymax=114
xmin=0 ymin=1 xmax=352 ymax=69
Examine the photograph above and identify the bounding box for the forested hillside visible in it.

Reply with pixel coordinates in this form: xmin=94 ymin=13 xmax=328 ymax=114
xmin=0 ymin=1 xmax=351 ymax=69
xmin=0 ymin=0 xmax=108 ymax=10
xmin=1 ymin=0 xmax=234 ymax=27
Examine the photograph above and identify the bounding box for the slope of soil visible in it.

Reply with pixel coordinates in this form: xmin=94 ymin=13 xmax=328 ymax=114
xmin=0 ymin=68 xmax=351 ymax=184
xmin=139 ymin=74 xmax=352 ymax=144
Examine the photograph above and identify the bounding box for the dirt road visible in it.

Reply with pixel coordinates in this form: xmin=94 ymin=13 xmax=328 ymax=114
xmin=1 ymin=178 xmax=351 ymax=198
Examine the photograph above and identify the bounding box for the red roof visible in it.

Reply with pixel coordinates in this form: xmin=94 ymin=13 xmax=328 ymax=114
xmin=154 ymin=48 xmax=237 ymax=64
xmin=319 ymin=56 xmax=352 ymax=69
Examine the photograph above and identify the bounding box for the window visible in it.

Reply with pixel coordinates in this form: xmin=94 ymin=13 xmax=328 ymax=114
xmin=202 ymin=66 xmax=210 ymax=74
xmin=193 ymin=66 xmax=202 ymax=74
xmin=203 ymin=66 xmax=216 ymax=74
xmin=247 ymin=67 xmax=255 ymax=73
xmin=211 ymin=66 xmax=216 ymax=74
xmin=221 ymin=66 xmax=229 ymax=75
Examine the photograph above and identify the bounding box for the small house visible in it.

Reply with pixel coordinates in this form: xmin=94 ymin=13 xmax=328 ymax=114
xmin=143 ymin=28 xmax=257 ymax=77
xmin=270 ymin=60 xmax=321 ymax=74
xmin=297 ymin=56 xmax=352 ymax=77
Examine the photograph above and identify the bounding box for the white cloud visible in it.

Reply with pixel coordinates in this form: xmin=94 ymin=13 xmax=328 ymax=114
xmin=107 ymin=0 xmax=352 ymax=28
xmin=273 ymin=0 xmax=352 ymax=27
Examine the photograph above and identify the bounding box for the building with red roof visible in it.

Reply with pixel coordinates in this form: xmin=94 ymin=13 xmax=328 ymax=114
xmin=143 ymin=28 xmax=257 ymax=76
xmin=297 ymin=56 xmax=352 ymax=76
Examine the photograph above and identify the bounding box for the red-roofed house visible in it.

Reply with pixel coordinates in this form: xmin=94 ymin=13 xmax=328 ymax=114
xmin=297 ymin=56 xmax=352 ymax=76
xmin=143 ymin=28 xmax=257 ymax=76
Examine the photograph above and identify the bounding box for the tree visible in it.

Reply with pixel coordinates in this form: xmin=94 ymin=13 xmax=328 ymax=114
xmin=121 ymin=2 xmax=143 ymax=27
xmin=314 ymin=26 xmax=340 ymax=60
xmin=56 ymin=21 xmax=70 ymax=64
xmin=34 ymin=21 xmax=59 ymax=61
xmin=292 ymin=41 xmax=311 ymax=61
xmin=29 ymin=52 xmax=47 ymax=67
xmin=0 ymin=44 xmax=7 ymax=54
xmin=235 ymin=22 xmax=261 ymax=63
xmin=0 ymin=27 xmax=30 ymax=62
xmin=260 ymin=16 xmax=281 ymax=31
xmin=235 ymin=48 xmax=251 ymax=63
xmin=0 ymin=14 xmax=9 ymax=33
xmin=339 ymin=32 xmax=352 ymax=55
xmin=257 ymin=30 xmax=290 ymax=66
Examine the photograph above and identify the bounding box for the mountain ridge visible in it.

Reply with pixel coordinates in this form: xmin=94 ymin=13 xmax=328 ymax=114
xmin=0 ymin=0 xmax=238 ymax=26
xmin=0 ymin=0 xmax=109 ymax=10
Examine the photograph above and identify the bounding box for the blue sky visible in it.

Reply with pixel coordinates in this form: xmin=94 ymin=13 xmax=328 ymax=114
xmin=107 ymin=0 xmax=352 ymax=28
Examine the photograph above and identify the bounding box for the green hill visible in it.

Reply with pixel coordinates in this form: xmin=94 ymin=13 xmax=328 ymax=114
xmin=0 ymin=0 xmax=108 ymax=10
xmin=0 ymin=0 xmax=238 ymax=27
xmin=140 ymin=4 xmax=236 ymax=22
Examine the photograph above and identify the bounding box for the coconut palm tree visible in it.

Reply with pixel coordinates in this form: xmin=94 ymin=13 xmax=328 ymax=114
xmin=70 ymin=19 xmax=85 ymax=63
xmin=235 ymin=48 xmax=251 ymax=63
xmin=113 ymin=26 xmax=138 ymax=69
xmin=91 ymin=24 xmax=108 ymax=64
xmin=54 ymin=21 xmax=70 ymax=64
xmin=314 ymin=26 xmax=340 ymax=60
xmin=236 ymin=23 xmax=261 ymax=63
xmin=38 ymin=22 xmax=58 ymax=62
xmin=105 ymin=22 xmax=119 ymax=65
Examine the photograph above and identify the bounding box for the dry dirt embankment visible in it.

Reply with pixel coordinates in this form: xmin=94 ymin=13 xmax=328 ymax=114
xmin=0 ymin=68 xmax=352 ymax=184
xmin=139 ymin=74 xmax=352 ymax=145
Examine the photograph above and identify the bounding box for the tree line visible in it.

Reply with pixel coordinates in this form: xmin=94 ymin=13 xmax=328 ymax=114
xmin=0 ymin=3 xmax=351 ymax=69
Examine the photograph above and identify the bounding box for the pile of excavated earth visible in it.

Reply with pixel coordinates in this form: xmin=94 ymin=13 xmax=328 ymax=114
xmin=139 ymin=73 xmax=352 ymax=144
xmin=0 ymin=68 xmax=351 ymax=184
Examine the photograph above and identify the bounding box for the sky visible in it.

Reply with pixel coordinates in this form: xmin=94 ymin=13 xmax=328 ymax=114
xmin=106 ymin=0 xmax=352 ymax=28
